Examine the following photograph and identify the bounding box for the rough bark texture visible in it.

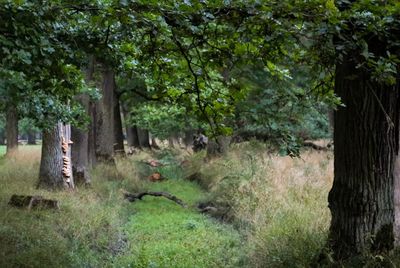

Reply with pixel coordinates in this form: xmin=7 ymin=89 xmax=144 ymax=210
xmin=38 ymin=123 xmax=74 ymax=189
xmin=138 ymin=128 xmax=151 ymax=149
xmin=328 ymin=56 xmax=400 ymax=259
xmin=6 ymin=105 xmax=18 ymax=155
xmin=394 ymin=155 xmax=400 ymax=246
xmin=95 ymin=64 xmax=115 ymax=163
xmin=113 ymin=94 xmax=125 ymax=156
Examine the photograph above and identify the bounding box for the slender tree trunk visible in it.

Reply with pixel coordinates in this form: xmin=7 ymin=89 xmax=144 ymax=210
xmin=138 ymin=128 xmax=151 ymax=149
xmin=6 ymin=105 xmax=18 ymax=156
xmin=95 ymin=64 xmax=115 ymax=163
xmin=38 ymin=123 xmax=74 ymax=189
xmin=328 ymin=56 xmax=400 ymax=259
xmin=27 ymin=130 xmax=36 ymax=145
xmin=0 ymin=129 xmax=5 ymax=145
xmin=113 ymin=93 xmax=125 ymax=156
xmin=88 ymin=101 xmax=97 ymax=167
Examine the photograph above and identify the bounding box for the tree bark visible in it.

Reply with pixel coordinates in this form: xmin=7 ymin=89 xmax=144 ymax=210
xmin=38 ymin=123 xmax=74 ymax=190
xmin=394 ymin=154 xmax=400 ymax=246
xmin=71 ymin=95 xmax=91 ymax=185
xmin=71 ymin=57 xmax=95 ymax=185
xmin=6 ymin=105 xmax=18 ymax=155
xmin=138 ymin=128 xmax=151 ymax=149
xmin=328 ymin=56 xmax=400 ymax=259
xmin=122 ymin=105 xmax=141 ymax=149
xmin=113 ymin=93 xmax=125 ymax=156
xmin=27 ymin=130 xmax=36 ymax=145
xmin=95 ymin=64 xmax=115 ymax=163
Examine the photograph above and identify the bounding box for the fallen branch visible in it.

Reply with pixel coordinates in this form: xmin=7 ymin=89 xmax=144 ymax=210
xmin=9 ymin=195 xmax=60 ymax=210
xmin=303 ymin=141 xmax=331 ymax=151
xmin=124 ymin=191 xmax=187 ymax=208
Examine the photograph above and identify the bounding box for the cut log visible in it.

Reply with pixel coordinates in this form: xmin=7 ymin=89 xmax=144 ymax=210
xmin=124 ymin=191 xmax=187 ymax=208
xmin=9 ymin=195 xmax=60 ymax=210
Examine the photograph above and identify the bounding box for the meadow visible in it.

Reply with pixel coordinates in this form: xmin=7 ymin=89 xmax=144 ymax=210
xmin=0 ymin=142 xmax=339 ymax=267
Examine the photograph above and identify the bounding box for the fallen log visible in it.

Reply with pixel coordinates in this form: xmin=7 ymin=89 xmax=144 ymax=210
xmin=8 ymin=195 xmax=60 ymax=210
xmin=124 ymin=191 xmax=187 ymax=208
xmin=303 ymin=141 xmax=331 ymax=151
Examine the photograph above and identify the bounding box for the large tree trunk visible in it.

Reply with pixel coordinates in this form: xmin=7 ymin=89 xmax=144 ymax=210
xmin=6 ymin=105 xmax=18 ymax=156
xmin=71 ymin=57 xmax=95 ymax=185
xmin=328 ymin=56 xmax=400 ymax=259
xmin=138 ymin=128 xmax=151 ymax=149
xmin=38 ymin=123 xmax=74 ymax=189
xmin=95 ymin=64 xmax=115 ymax=163
xmin=113 ymin=93 xmax=125 ymax=156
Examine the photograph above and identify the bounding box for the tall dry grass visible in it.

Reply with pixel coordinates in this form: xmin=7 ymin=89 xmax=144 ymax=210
xmin=189 ymin=141 xmax=333 ymax=267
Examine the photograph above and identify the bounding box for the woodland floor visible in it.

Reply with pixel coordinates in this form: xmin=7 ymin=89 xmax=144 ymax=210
xmin=3 ymin=144 xmax=400 ymax=267
xmin=0 ymin=145 xmax=242 ymax=268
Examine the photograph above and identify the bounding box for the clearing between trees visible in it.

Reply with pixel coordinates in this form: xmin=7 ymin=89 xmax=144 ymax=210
xmin=0 ymin=142 xmax=345 ymax=267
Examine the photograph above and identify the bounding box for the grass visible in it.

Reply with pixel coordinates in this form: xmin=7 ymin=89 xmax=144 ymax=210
xmin=0 ymin=147 xmax=242 ymax=268
xmin=4 ymin=142 xmax=397 ymax=267
xmin=0 ymin=145 xmax=5 ymax=155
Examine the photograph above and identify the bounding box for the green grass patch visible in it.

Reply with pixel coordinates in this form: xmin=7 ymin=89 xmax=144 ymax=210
xmin=115 ymin=179 xmax=242 ymax=268
xmin=0 ymin=145 xmax=5 ymax=156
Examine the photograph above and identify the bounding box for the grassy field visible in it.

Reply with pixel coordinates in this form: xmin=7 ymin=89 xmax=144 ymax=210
xmin=3 ymin=142 xmax=396 ymax=267
xmin=0 ymin=147 xmax=242 ymax=268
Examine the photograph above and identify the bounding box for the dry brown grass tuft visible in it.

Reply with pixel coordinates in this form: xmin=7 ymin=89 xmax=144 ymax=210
xmin=189 ymin=141 xmax=333 ymax=267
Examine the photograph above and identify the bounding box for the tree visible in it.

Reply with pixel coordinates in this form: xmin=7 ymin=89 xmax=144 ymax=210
xmin=326 ymin=1 xmax=400 ymax=259
xmin=5 ymin=104 xmax=18 ymax=155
